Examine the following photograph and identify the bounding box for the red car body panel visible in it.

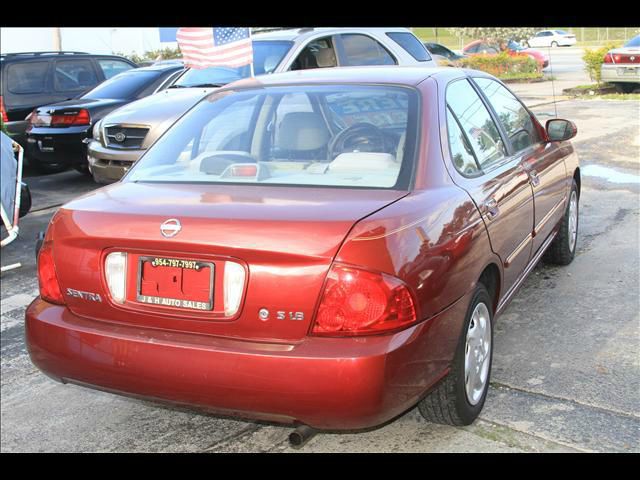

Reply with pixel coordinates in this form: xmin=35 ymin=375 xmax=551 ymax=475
xmin=463 ymin=40 xmax=549 ymax=68
xmin=25 ymin=67 xmax=579 ymax=430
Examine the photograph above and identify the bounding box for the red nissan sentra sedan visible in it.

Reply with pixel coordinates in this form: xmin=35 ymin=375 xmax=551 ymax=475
xmin=26 ymin=66 xmax=580 ymax=431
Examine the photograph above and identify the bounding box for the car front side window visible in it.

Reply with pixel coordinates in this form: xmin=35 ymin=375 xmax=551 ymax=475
xmin=474 ymin=77 xmax=542 ymax=153
xmin=446 ymin=79 xmax=507 ymax=170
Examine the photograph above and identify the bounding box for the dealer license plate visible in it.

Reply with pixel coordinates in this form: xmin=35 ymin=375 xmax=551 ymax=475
xmin=137 ymin=256 xmax=214 ymax=311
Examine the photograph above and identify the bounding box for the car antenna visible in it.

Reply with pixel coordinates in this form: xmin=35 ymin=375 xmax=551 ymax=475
xmin=548 ymin=46 xmax=558 ymax=118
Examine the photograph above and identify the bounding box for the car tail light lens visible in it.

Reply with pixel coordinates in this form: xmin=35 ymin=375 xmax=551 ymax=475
xmin=51 ymin=109 xmax=91 ymax=127
xmin=105 ymin=252 xmax=127 ymax=303
xmin=224 ymin=261 xmax=245 ymax=316
xmin=312 ymin=264 xmax=417 ymax=336
xmin=603 ymin=53 xmax=614 ymax=64
xmin=0 ymin=96 xmax=8 ymax=123
xmin=37 ymin=242 xmax=65 ymax=305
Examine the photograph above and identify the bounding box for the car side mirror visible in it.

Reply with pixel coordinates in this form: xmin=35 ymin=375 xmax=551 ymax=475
xmin=546 ymin=119 xmax=577 ymax=142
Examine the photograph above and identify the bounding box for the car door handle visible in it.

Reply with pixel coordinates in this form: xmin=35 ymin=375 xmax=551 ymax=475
xmin=483 ymin=198 xmax=500 ymax=220
xmin=527 ymin=169 xmax=540 ymax=187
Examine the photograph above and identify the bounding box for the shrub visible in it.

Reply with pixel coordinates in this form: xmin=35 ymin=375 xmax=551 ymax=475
xmin=460 ymin=52 xmax=541 ymax=79
xmin=116 ymin=47 xmax=182 ymax=65
xmin=583 ymin=42 xmax=621 ymax=85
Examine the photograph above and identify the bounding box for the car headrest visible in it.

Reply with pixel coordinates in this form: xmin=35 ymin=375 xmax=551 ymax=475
xmin=315 ymin=48 xmax=336 ymax=67
xmin=328 ymin=152 xmax=398 ymax=173
xmin=275 ymin=112 xmax=330 ymax=151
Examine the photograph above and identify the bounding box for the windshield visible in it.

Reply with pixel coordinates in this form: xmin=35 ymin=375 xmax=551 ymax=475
xmin=172 ymin=40 xmax=293 ymax=87
xmin=625 ymin=35 xmax=640 ymax=48
xmin=83 ymin=70 xmax=160 ymax=100
xmin=126 ymin=84 xmax=419 ymax=190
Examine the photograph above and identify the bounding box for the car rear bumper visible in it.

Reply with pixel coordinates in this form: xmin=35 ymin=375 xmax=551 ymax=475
xmin=26 ymin=128 xmax=90 ymax=165
xmin=87 ymin=141 xmax=143 ymax=183
xmin=25 ymin=293 xmax=470 ymax=430
xmin=601 ymin=64 xmax=640 ymax=83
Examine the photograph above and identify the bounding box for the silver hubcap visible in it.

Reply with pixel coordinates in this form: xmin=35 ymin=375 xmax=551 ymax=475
xmin=464 ymin=302 xmax=492 ymax=406
xmin=568 ymin=191 xmax=578 ymax=252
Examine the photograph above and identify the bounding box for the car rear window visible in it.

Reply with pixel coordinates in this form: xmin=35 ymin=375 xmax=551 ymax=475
xmin=83 ymin=70 xmax=160 ymax=100
xmin=127 ymin=84 xmax=419 ymax=190
xmin=6 ymin=61 xmax=49 ymax=94
xmin=625 ymin=35 xmax=640 ymax=48
xmin=386 ymin=32 xmax=433 ymax=62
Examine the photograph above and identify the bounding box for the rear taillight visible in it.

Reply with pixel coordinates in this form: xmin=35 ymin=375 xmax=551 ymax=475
xmin=105 ymin=252 xmax=127 ymax=304
xmin=604 ymin=53 xmax=614 ymax=63
xmin=223 ymin=261 xmax=246 ymax=316
xmin=37 ymin=242 xmax=65 ymax=305
xmin=0 ymin=96 xmax=8 ymax=123
xmin=51 ymin=109 xmax=91 ymax=127
xmin=311 ymin=263 xmax=417 ymax=336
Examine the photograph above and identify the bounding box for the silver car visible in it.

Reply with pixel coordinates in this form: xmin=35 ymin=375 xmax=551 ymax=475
xmin=88 ymin=27 xmax=437 ymax=183
xmin=601 ymin=35 xmax=640 ymax=94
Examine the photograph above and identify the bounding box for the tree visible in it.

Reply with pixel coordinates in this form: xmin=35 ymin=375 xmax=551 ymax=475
xmin=448 ymin=27 xmax=539 ymax=48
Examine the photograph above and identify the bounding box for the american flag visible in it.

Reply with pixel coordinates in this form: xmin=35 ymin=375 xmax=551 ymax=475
xmin=176 ymin=27 xmax=253 ymax=70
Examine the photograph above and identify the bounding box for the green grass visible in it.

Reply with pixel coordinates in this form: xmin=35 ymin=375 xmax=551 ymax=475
xmin=499 ymin=72 xmax=544 ymax=82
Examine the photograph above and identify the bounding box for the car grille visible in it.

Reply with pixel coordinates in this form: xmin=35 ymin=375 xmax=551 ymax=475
xmin=104 ymin=126 xmax=149 ymax=149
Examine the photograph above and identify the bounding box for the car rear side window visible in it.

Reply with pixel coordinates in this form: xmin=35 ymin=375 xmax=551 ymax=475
xmin=446 ymin=107 xmax=481 ymax=176
xmin=339 ymin=34 xmax=396 ymax=66
xmin=474 ymin=77 xmax=541 ymax=153
xmin=446 ymin=79 xmax=507 ymax=169
xmin=6 ymin=62 xmax=49 ymax=94
xmin=97 ymin=59 xmax=135 ymax=79
xmin=386 ymin=32 xmax=432 ymax=61
xmin=83 ymin=70 xmax=159 ymax=100
xmin=54 ymin=60 xmax=98 ymax=92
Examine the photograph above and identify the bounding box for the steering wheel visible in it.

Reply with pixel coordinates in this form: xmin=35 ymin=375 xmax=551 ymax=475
xmin=328 ymin=123 xmax=387 ymax=160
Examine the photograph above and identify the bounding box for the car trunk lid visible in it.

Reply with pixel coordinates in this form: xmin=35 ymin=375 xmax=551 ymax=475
xmin=50 ymin=182 xmax=408 ymax=342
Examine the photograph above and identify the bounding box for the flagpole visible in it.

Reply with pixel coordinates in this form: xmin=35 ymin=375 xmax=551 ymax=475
xmin=249 ymin=30 xmax=255 ymax=78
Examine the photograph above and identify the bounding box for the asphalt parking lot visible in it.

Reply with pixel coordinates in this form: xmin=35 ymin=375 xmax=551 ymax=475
xmin=1 ymin=95 xmax=639 ymax=453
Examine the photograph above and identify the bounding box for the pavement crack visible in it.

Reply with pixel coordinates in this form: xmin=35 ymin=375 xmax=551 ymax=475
xmin=490 ymin=381 xmax=640 ymax=420
xmin=199 ymin=424 xmax=264 ymax=452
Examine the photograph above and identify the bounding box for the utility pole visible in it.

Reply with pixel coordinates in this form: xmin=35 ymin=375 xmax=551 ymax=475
xmin=53 ymin=28 xmax=62 ymax=51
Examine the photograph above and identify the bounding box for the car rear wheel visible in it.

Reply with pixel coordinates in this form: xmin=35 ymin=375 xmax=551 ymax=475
xmin=614 ymin=83 xmax=637 ymax=94
xmin=551 ymin=41 xmax=558 ymax=48
xmin=545 ymin=179 xmax=579 ymax=265
xmin=418 ymin=283 xmax=493 ymax=426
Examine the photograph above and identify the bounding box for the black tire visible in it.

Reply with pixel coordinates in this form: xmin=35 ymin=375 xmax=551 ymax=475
xmin=32 ymin=160 xmax=69 ymax=175
xmin=545 ymin=179 xmax=579 ymax=265
xmin=551 ymin=41 xmax=558 ymax=48
xmin=418 ymin=283 xmax=493 ymax=426
xmin=614 ymin=83 xmax=636 ymax=94
xmin=73 ymin=164 xmax=92 ymax=176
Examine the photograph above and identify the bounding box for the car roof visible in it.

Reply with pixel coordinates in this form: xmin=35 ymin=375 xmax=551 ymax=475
xmin=220 ymin=65 xmax=457 ymax=90
xmin=0 ymin=51 xmax=133 ymax=62
xmin=253 ymin=27 xmax=415 ymax=42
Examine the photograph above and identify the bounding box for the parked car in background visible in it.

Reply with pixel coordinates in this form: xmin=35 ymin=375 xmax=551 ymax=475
xmin=463 ymin=40 xmax=549 ymax=68
xmin=0 ymin=52 xmax=137 ymax=150
xmin=27 ymin=66 xmax=581 ymax=432
xmin=24 ymin=63 xmax=184 ymax=174
xmin=525 ymin=30 xmax=576 ymax=48
xmin=423 ymin=42 xmax=466 ymax=66
xmin=601 ymin=34 xmax=640 ymax=93
xmin=87 ymin=27 xmax=438 ymax=184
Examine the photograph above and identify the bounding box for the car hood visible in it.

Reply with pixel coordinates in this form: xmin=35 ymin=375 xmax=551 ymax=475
xmin=98 ymin=87 xmax=216 ymax=148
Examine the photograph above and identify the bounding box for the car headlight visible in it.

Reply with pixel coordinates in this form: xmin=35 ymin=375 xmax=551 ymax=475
xmin=92 ymin=120 xmax=103 ymax=144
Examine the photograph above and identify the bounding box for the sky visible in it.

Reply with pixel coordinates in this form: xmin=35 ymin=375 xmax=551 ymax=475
xmin=0 ymin=28 xmax=176 ymax=56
